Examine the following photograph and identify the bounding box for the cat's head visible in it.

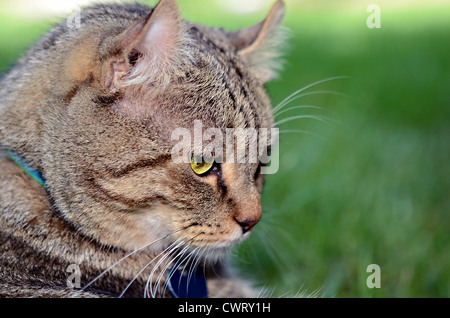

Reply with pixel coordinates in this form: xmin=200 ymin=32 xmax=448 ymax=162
xmin=41 ymin=0 xmax=287 ymax=259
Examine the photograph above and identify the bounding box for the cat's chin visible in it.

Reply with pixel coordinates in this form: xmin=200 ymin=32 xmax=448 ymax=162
xmin=179 ymin=229 xmax=253 ymax=263
xmin=184 ymin=244 xmax=235 ymax=264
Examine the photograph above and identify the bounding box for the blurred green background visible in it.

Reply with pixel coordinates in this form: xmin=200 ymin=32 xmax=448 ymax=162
xmin=1 ymin=0 xmax=449 ymax=297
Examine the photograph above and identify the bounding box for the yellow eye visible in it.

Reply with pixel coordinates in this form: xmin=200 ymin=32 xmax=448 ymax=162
xmin=190 ymin=154 xmax=214 ymax=175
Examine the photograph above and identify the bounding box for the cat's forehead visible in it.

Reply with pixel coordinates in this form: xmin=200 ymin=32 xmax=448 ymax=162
xmin=187 ymin=24 xmax=234 ymax=56
xmin=176 ymin=25 xmax=272 ymax=125
xmin=185 ymin=24 xmax=248 ymax=76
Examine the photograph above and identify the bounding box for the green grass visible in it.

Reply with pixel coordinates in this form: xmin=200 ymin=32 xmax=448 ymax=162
xmin=234 ymin=3 xmax=450 ymax=297
xmin=1 ymin=0 xmax=449 ymax=297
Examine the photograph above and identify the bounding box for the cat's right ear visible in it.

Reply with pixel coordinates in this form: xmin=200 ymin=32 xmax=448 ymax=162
xmin=105 ymin=0 xmax=186 ymax=92
xmin=227 ymin=0 xmax=287 ymax=83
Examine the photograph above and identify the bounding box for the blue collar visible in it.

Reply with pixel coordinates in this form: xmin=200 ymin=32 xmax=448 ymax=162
xmin=6 ymin=150 xmax=47 ymax=188
xmin=167 ymin=265 xmax=208 ymax=298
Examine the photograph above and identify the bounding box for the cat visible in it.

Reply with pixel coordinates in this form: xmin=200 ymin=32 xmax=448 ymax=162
xmin=0 ymin=0 xmax=286 ymax=298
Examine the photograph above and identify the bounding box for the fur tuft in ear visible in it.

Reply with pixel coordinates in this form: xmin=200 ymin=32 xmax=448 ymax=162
xmin=110 ymin=0 xmax=193 ymax=92
xmin=228 ymin=0 xmax=288 ymax=83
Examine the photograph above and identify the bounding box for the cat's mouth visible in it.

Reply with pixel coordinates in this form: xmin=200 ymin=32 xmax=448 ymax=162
xmin=171 ymin=222 xmax=253 ymax=262
xmin=171 ymin=218 xmax=260 ymax=260
xmin=129 ymin=204 xmax=259 ymax=260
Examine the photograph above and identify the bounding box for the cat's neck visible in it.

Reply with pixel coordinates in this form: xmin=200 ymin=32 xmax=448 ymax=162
xmin=0 ymin=152 xmax=175 ymax=296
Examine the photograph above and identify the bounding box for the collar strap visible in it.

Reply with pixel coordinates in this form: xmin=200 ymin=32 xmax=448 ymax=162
xmin=167 ymin=265 xmax=208 ymax=298
xmin=6 ymin=150 xmax=47 ymax=188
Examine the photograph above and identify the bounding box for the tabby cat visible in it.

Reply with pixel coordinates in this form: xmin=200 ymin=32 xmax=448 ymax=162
xmin=0 ymin=0 xmax=286 ymax=297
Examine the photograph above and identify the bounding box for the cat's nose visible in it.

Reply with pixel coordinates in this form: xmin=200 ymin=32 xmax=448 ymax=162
xmin=234 ymin=216 xmax=260 ymax=234
xmin=231 ymin=190 xmax=262 ymax=234
xmin=233 ymin=199 xmax=262 ymax=234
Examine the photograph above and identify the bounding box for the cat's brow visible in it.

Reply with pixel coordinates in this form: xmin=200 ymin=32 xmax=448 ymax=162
xmin=108 ymin=154 xmax=172 ymax=178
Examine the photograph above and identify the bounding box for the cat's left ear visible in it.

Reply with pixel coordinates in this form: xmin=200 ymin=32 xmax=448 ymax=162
xmin=106 ymin=0 xmax=187 ymax=91
xmin=227 ymin=0 xmax=287 ymax=83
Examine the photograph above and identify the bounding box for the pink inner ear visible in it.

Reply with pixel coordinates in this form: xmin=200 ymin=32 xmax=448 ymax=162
xmin=135 ymin=16 xmax=179 ymax=59
xmin=130 ymin=0 xmax=182 ymax=77
xmin=118 ymin=0 xmax=184 ymax=91
xmin=110 ymin=61 xmax=129 ymax=90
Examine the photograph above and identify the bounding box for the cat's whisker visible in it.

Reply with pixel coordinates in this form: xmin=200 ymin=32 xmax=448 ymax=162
xmin=177 ymin=245 xmax=201 ymax=287
xmin=163 ymin=235 xmax=205 ymax=296
xmin=174 ymin=245 xmax=203 ymax=297
xmin=273 ymin=114 xmax=329 ymax=127
xmin=118 ymin=235 xmax=185 ymax=298
xmin=146 ymin=249 xmax=175 ymax=298
xmin=273 ymin=104 xmax=326 ymax=118
xmin=257 ymin=285 xmax=273 ymax=298
xmin=155 ymin=237 xmax=201 ymax=297
xmin=309 ymin=286 xmax=324 ymax=298
xmin=292 ymin=284 xmax=306 ymax=298
xmin=272 ymin=76 xmax=350 ymax=114
xmin=268 ymin=284 xmax=277 ymax=298
xmin=274 ymin=90 xmax=348 ymax=117
xmin=160 ymin=244 xmax=193 ymax=296
xmin=82 ymin=229 xmax=182 ymax=292
xmin=146 ymin=237 xmax=185 ymax=298
xmin=278 ymin=288 xmax=296 ymax=298
xmin=185 ymin=246 xmax=207 ymax=295
xmin=146 ymin=233 xmax=201 ymax=298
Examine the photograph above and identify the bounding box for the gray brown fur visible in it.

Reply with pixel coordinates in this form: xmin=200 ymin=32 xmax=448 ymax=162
xmin=0 ymin=0 xmax=286 ymax=297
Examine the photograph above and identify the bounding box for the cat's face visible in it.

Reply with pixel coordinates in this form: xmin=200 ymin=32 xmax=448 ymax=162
xmin=42 ymin=0 xmax=285 ymax=260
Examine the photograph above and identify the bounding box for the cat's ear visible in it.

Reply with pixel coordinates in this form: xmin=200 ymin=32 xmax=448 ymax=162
xmin=228 ymin=0 xmax=287 ymax=83
xmin=106 ymin=0 xmax=187 ymax=91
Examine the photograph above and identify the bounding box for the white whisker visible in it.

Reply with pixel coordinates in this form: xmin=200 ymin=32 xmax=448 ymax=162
xmin=185 ymin=246 xmax=206 ymax=296
xmin=118 ymin=237 xmax=183 ymax=298
xmin=144 ymin=232 xmax=203 ymax=298
xmin=274 ymin=90 xmax=348 ymax=116
xmin=171 ymin=245 xmax=202 ymax=297
xmin=147 ymin=238 xmax=185 ymax=298
xmin=81 ymin=229 xmax=181 ymax=292
xmin=273 ymin=114 xmax=328 ymax=127
xmin=273 ymin=104 xmax=326 ymax=118
xmin=161 ymin=244 xmax=192 ymax=295
xmin=272 ymin=76 xmax=350 ymax=114
xmin=155 ymin=240 xmax=199 ymax=297
xmin=258 ymin=286 xmax=275 ymax=298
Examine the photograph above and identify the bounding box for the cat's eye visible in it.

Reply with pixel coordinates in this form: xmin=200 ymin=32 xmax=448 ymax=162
xmin=190 ymin=154 xmax=214 ymax=175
